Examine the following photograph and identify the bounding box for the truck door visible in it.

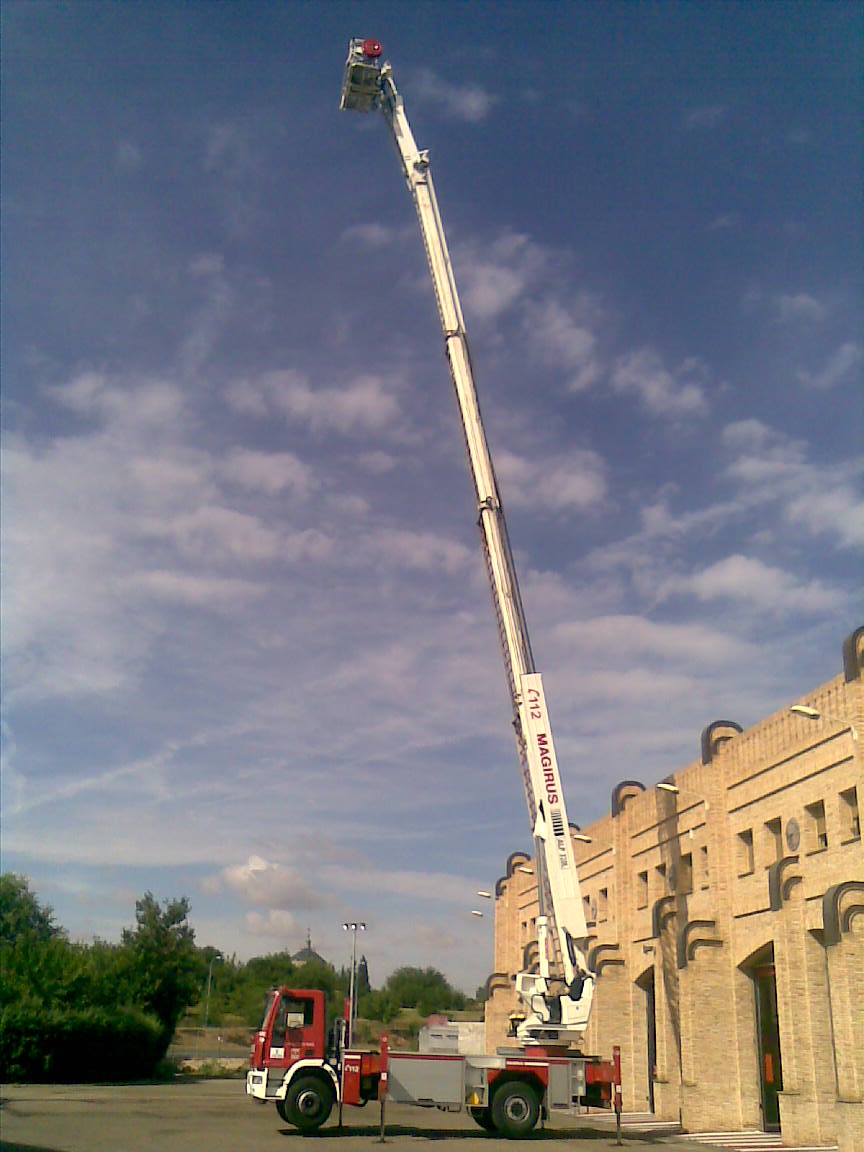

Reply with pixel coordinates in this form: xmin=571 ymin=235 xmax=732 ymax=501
xmin=269 ymin=991 xmax=324 ymax=1065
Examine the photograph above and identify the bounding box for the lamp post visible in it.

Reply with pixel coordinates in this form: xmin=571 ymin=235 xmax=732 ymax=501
xmin=203 ymin=951 xmax=223 ymax=1032
xmin=789 ymin=704 xmax=858 ymax=740
xmin=657 ymin=780 xmax=710 ymax=812
xmin=342 ymin=922 xmax=366 ymax=1046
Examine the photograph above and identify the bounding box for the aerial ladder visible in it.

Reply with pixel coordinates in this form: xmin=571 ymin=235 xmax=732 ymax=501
xmin=340 ymin=38 xmax=594 ymax=1044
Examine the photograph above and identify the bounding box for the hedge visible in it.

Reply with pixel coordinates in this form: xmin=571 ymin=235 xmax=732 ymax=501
xmin=0 ymin=1003 xmax=166 ymax=1082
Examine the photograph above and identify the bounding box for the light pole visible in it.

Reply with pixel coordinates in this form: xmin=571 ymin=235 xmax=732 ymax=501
xmin=342 ymin=921 xmax=366 ymax=1045
xmin=203 ymin=951 xmax=223 ymax=1032
xmin=789 ymin=704 xmax=858 ymax=740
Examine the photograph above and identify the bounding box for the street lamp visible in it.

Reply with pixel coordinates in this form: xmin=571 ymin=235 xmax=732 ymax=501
xmin=342 ymin=922 xmax=366 ymax=1046
xmin=572 ymin=833 xmax=593 ymax=843
xmin=657 ymin=780 xmax=710 ymax=813
xmin=789 ymin=704 xmax=858 ymax=740
xmin=203 ymin=951 xmax=223 ymax=1032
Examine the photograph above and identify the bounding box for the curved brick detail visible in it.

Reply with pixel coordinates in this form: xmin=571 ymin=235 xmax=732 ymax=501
xmin=588 ymin=942 xmax=625 ymax=974
xmin=484 ymin=971 xmax=512 ymax=997
xmin=495 ymin=850 xmax=531 ymax=896
xmin=768 ymin=855 xmax=803 ymax=911
xmin=651 ymin=894 xmax=677 ymax=939
xmin=823 ymin=879 xmax=864 ymax=946
xmin=522 ymin=940 xmax=540 ymax=972
xmin=701 ymin=720 xmax=743 ymax=764
xmin=842 ymin=625 xmax=864 ymax=682
xmin=676 ymin=918 xmax=722 ymax=969
xmin=611 ymin=779 xmax=645 ymax=817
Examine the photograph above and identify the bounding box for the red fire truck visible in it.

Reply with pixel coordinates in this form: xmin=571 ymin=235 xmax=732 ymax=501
xmin=247 ymin=987 xmax=621 ymax=1138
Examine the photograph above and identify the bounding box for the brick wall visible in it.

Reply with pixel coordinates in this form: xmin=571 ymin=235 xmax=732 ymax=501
xmin=485 ymin=626 xmax=864 ymax=1148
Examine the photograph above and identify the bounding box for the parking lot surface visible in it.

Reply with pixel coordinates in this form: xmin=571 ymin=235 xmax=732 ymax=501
xmin=0 ymin=1081 xmax=704 ymax=1151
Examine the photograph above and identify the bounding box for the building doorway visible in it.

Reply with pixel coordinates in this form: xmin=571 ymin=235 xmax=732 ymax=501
xmin=748 ymin=946 xmax=783 ymax=1132
xmin=636 ymin=967 xmax=657 ymax=1113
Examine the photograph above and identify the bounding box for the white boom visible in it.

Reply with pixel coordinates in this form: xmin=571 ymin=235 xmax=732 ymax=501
xmin=340 ymin=39 xmax=593 ymax=1044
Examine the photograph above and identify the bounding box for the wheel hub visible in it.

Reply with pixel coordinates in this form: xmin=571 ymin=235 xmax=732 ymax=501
xmin=297 ymin=1089 xmax=323 ymax=1117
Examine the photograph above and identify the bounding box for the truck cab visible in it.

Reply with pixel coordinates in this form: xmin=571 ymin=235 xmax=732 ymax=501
xmin=247 ymin=987 xmax=382 ymax=1131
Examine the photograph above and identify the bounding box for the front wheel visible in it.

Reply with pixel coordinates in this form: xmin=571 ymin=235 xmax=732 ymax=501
xmin=490 ymin=1080 xmax=541 ymax=1139
xmin=277 ymin=1074 xmax=335 ymax=1132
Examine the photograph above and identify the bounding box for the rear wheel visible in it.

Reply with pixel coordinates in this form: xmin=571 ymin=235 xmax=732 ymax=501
xmin=490 ymin=1079 xmax=541 ymax=1139
xmin=278 ymin=1074 xmax=335 ymax=1131
xmin=468 ymin=1105 xmax=495 ymax=1130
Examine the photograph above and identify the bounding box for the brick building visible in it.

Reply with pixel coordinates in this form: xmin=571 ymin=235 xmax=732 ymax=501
xmin=485 ymin=626 xmax=863 ymax=1151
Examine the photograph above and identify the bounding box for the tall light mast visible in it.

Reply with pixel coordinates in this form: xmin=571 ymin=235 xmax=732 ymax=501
xmin=340 ymin=39 xmax=592 ymax=1043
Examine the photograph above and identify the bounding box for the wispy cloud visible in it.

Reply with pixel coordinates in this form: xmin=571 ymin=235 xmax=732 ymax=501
xmin=226 ymin=370 xmax=402 ymax=435
xmin=222 ymin=448 xmax=316 ymax=497
xmin=611 ymin=348 xmax=709 ymax=417
xmin=454 ymin=231 xmax=547 ymax=320
xmin=496 ymin=448 xmax=607 ymax=513
xmin=412 ymin=67 xmax=498 ymax=123
xmin=796 ymin=341 xmax=862 ymax=390
xmin=658 ymin=554 xmax=843 ymax=615
xmin=525 ymin=297 xmax=602 ymax=393
xmin=685 ymin=104 xmax=727 ymax=129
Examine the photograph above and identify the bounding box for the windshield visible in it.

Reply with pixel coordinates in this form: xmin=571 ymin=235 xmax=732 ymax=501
xmin=260 ymin=990 xmax=277 ymax=1031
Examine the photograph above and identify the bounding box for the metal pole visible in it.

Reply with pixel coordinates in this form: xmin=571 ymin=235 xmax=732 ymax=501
xmin=349 ymin=931 xmax=357 ymax=1045
xmin=343 ymin=922 xmax=366 ymax=1048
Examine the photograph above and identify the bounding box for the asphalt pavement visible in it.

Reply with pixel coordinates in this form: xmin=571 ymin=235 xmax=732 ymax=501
xmin=0 ymin=1080 xmax=708 ymax=1151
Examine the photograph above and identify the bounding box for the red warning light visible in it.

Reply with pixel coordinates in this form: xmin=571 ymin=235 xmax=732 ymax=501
xmin=362 ymin=39 xmax=383 ymax=58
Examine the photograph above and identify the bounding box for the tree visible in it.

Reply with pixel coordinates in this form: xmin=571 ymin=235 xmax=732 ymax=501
xmin=382 ymin=967 xmax=466 ymax=1017
xmin=121 ymin=893 xmax=204 ymax=1043
xmin=0 ymin=874 xmax=62 ymax=946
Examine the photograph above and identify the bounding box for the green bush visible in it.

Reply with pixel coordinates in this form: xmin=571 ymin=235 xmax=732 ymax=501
xmin=0 ymin=1003 xmax=165 ymax=1082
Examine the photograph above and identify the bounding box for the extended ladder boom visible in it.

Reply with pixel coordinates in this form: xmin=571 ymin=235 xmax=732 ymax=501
xmin=340 ymin=39 xmax=593 ymax=1043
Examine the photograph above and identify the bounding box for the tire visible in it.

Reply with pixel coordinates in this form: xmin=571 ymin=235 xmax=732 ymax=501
xmin=468 ymin=1105 xmax=495 ymax=1131
xmin=278 ymin=1074 xmax=335 ymax=1132
xmin=490 ymin=1079 xmax=541 ymax=1139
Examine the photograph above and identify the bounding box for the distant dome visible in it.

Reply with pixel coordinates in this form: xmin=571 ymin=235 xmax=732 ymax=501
xmin=291 ymin=929 xmax=327 ymax=966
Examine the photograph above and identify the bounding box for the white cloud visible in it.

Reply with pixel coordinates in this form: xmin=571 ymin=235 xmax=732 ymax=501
xmin=659 ymin=554 xmax=842 ymax=614
xmin=213 ymin=856 xmax=323 ymax=910
xmin=785 ymin=486 xmax=864 ymax=551
xmin=245 ymin=909 xmax=297 ymax=938
xmin=774 ymin=292 xmax=826 ymax=324
xmin=342 ymin=222 xmax=402 ymax=248
xmin=685 ymin=104 xmax=727 ymax=129
xmin=722 ymin=419 xmax=864 ymax=549
xmin=357 ymin=450 xmax=398 ymax=474
xmin=611 ymin=348 xmax=709 ymax=417
xmin=496 ymin=448 xmax=607 ymax=512
xmin=526 ymin=297 xmax=601 ymax=392
xmin=413 ymin=67 xmax=497 ymax=123
xmin=126 ymin=569 xmax=265 ymax=607
xmin=362 ymin=529 xmax=473 ymax=574
xmin=226 ymin=370 xmax=401 ymax=435
xmin=556 ymin=615 xmax=750 ymax=666
xmin=50 ymin=373 xmax=186 ymax=427
xmin=455 ymin=232 xmax=547 ymax=321
xmin=796 ymin=341 xmax=862 ymax=390
xmin=222 ymin=448 xmax=315 ymax=497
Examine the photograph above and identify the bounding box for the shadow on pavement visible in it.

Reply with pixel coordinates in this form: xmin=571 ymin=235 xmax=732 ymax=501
xmin=2 ymin=1143 xmax=66 ymax=1152
xmin=279 ymin=1124 xmax=672 ymax=1142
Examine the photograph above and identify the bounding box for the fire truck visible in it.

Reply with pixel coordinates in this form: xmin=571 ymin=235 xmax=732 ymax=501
xmin=245 ymin=39 xmax=622 ymax=1138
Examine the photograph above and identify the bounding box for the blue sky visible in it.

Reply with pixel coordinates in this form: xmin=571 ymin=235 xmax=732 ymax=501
xmin=2 ymin=2 xmax=861 ymax=993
